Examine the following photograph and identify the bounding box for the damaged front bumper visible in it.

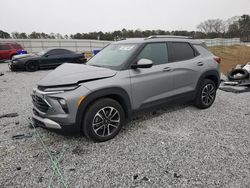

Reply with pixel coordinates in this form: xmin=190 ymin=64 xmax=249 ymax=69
xmin=32 ymin=110 xmax=62 ymax=129
xmin=31 ymin=85 xmax=90 ymax=134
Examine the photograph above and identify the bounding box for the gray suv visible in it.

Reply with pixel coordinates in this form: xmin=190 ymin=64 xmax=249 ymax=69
xmin=32 ymin=36 xmax=220 ymax=142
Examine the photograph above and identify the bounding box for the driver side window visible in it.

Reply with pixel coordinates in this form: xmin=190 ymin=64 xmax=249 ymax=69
xmin=137 ymin=43 xmax=168 ymax=65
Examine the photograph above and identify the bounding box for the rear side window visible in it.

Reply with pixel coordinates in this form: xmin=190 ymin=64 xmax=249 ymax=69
xmin=0 ymin=44 xmax=11 ymax=50
xmin=168 ymin=42 xmax=196 ymax=62
xmin=48 ymin=49 xmax=72 ymax=55
xmin=11 ymin=44 xmax=22 ymax=49
xmin=193 ymin=44 xmax=213 ymax=56
xmin=137 ymin=43 xmax=168 ymax=65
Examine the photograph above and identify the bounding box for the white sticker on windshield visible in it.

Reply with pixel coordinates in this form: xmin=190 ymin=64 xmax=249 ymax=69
xmin=119 ymin=45 xmax=135 ymax=51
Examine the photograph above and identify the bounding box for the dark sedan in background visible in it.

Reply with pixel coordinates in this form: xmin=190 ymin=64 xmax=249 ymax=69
xmin=9 ymin=48 xmax=86 ymax=72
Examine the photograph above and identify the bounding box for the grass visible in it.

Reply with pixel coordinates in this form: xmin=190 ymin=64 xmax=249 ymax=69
xmin=210 ymin=45 xmax=250 ymax=74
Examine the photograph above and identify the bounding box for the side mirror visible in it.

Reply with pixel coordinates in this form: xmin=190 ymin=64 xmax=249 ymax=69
xmin=131 ymin=58 xmax=153 ymax=69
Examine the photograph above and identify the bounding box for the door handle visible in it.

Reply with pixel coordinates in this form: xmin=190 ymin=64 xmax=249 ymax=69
xmin=163 ymin=67 xmax=172 ymax=72
xmin=197 ymin=62 xmax=204 ymax=66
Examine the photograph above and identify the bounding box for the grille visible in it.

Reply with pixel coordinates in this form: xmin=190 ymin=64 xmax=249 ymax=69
xmin=32 ymin=95 xmax=50 ymax=113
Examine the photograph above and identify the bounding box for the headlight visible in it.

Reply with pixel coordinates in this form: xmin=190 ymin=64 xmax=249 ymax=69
xmin=12 ymin=60 xmax=19 ymax=64
xmin=38 ymin=85 xmax=80 ymax=92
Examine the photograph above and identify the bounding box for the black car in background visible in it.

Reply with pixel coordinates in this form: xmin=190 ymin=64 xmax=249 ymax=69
xmin=9 ymin=48 xmax=86 ymax=72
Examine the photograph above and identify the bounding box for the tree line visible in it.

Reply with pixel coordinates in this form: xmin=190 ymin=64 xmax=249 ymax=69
xmin=0 ymin=14 xmax=249 ymax=41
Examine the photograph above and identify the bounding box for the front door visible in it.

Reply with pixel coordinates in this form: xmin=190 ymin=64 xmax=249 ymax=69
xmin=129 ymin=43 xmax=175 ymax=110
xmin=40 ymin=49 xmax=62 ymax=68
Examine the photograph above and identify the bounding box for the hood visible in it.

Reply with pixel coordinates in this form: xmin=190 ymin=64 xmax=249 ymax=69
xmin=12 ymin=53 xmax=37 ymax=60
xmin=38 ymin=63 xmax=117 ymax=87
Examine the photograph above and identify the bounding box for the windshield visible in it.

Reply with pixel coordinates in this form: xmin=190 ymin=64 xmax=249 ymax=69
xmin=87 ymin=43 xmax=139 ymax=68
xmin=36 ymin=49 xmax=49 ymax=56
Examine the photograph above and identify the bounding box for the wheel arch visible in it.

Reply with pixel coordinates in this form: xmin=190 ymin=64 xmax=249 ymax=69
xmin=75 ymin=87 xmax=132 ymax=130
xmin=25 ymin=59 xmax=40 ymax=71
xmin=196 ymin=70 xmax=220 ymax=90
xmin=10 ymin=53 xmax=17 ymax=59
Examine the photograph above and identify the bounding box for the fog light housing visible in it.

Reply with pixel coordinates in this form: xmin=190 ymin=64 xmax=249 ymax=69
xmin=58 ymin=98 xmax=69 ymax=113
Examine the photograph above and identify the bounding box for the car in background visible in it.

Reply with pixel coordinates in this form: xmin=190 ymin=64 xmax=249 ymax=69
xmin=9 ymin=48 xmax=87 ymax=72
xmin=0 ymin=42 xmax=27 ymax=61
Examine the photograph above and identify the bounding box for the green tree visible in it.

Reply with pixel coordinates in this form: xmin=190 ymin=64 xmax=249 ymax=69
xmin=29 ymin=32 xmax=40 ymax=39
xmin=238 ymin=14 xmax=250 ymax=41
xmin=19 ymin=32 xmax=28 ymax=39
xmin=227 ymin=22 xmax=239 ymax=38
xmin=0 ymin=30 xmax=11 ymax=38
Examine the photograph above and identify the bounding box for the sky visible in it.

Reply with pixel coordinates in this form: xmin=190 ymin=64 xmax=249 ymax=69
xmin=0 ymin=0 xmax=250 ymax=35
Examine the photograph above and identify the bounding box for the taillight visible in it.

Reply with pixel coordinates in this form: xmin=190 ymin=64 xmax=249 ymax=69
xmin=214 ymin=56 xmax=221 ymax=64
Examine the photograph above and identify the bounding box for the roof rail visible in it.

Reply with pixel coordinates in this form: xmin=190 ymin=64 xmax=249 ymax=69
xmin=145 ymin=35 xmax=193 ymax=40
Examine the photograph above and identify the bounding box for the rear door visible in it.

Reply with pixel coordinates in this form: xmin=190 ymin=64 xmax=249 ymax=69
xmin=40 ymin=49 xmax=67 ymax=68
xmin=129 ymin=43 xmax=175 ymax=110
xmin=167 ymin=42 xmax=204 ymax=95
xmin=56 ymin=49 xmax=74 ymax=63
xmin=0 ymin=44 xmax=12 ymax=60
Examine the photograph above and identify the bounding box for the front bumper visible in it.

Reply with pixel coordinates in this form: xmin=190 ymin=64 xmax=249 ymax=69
xmin=8 ymin=61 xmax=25 ymax=71
xmin=32 ymin=112 xmax=80 ymax=135
xmin=32 ymin=110 xmax=62 ymax=129
xmin=31 ymin=85 xmax=90 ymax=134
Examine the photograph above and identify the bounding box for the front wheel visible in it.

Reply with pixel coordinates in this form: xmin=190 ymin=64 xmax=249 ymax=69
xmin=82 ymin=98 xmax=125 ymax=142
xmin=194 ymin=79 xmax=217 ymax=109
xmin=26 ymin=61 xmax=38 ymax=72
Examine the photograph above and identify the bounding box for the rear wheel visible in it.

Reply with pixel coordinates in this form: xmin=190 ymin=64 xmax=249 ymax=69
xmin=194 ymin=79 xmax=217 ymax=109
xmin=26 ymin=61 xmax=38 ymax=72
xmin=82 ymin=98 xmax=125 ymax=142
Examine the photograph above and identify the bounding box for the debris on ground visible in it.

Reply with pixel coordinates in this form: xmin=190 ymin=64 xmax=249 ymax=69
xmin=220 ymin=62 xmax=250 ymax=93
xmin=28 ymin=121 xmax=38 ymax=129
xmin=0 ymin=112 xmax=19 ymax=119
xmin=12 ymin=133 xmax=33 ymax=140
xmin=133 ymin=174 xmax=139 ymax=180
xmin=37 ymin=176 xmax=43 ymax=183
xmin=0 ymin=72 xmax=4 ymax=76
xmin=173 ymin=173 xmax=182 ymax=178
xmin=142 ymin=177 xmax=150 ymax=181
xmin=219 ymin=86 xmax=250 ymax=93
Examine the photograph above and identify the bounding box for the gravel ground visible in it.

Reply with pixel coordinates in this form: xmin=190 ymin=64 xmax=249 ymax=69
xmin=0 ymin=63 xmax=250 ymax=188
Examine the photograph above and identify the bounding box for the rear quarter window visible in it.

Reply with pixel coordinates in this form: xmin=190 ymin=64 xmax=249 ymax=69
xmin=168 ymin=42 xmax=196 ymax=62
xmin=12 ymin=44 xmax=22 ymax=49
xmin=193 ymin=44 xmax=213 ymax=57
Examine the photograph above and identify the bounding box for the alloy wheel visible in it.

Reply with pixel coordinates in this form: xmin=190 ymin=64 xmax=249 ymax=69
xmin=201 ymin=83 xmax=215 ymax=106
xmin=92 ymin=106 xmax=120 ymax=137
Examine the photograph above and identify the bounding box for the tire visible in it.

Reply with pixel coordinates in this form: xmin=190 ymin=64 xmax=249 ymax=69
xmin=82 ymin=98 xmax=125 ymax=142
xmin=194 ymin=79 xmax=217 ymax=109
xmin=228 ymin=69 xmax=249 ymax=80
xmin=26 ymin=61 xmax=38 ymax=72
